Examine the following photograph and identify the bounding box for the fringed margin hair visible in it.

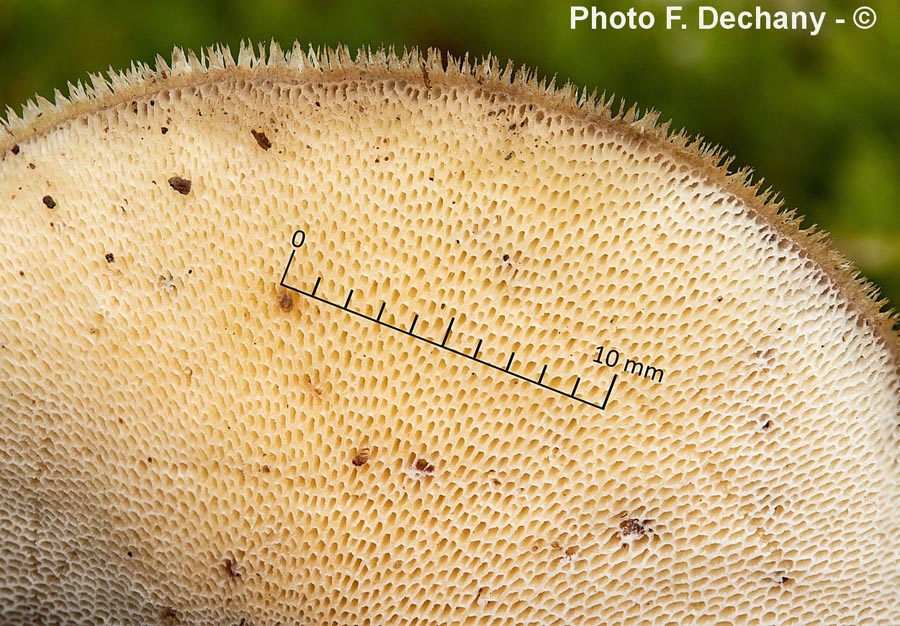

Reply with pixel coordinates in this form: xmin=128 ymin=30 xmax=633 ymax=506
xmin=1 ymin=40 xmax=897 ymax=369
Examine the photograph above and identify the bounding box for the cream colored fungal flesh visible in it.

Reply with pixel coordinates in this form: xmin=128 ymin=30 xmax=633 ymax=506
xmin=1 ymin=44 xmax=898 ymax=625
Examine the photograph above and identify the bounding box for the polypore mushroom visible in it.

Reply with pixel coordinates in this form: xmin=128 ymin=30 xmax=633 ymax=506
xmin=0 ymin=43 xmax=898 ymax=625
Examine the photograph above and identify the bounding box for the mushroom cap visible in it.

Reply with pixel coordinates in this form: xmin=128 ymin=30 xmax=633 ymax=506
xmin=1 ymin=43 xmax=898 ymax=625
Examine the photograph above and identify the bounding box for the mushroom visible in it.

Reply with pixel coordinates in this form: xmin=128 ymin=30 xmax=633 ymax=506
xmin=0 ymin=43 xmax=897 ymax=625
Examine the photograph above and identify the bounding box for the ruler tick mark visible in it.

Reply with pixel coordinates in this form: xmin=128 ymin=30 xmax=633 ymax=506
xmin=571 ymin=376 xmax=581 ymax=397
xmin=441 ymin=317 xmax=455 ymax=347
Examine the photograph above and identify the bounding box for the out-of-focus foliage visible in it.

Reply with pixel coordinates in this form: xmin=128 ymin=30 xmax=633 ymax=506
xmin=1 ymin=0 xmax=898 ymax=311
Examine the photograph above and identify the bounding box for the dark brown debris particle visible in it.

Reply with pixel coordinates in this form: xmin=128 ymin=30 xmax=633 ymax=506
xmin=105 ymin=253 xmax=115 ymax=263
xmin=42 ymin=195 xmax=56 ymax=209
xmin=161 ymin=126 xmax=169 ymax=134
xmin=414 ymin=458 xmax=435 ymax=474
xmin=619 ymin=518 xmax=648 ymax=537
xmin=11 ymin=144 xmax=19 ymax=155
xmin=352 ymin=449 xmax=370 ymax=467
xmin=278 ymin=292 xmax=293 ymax=312
xmin=168 ymin=176 xmax=191 ymax=195
xmin=251 ymin=129 xmax=272 ymax=150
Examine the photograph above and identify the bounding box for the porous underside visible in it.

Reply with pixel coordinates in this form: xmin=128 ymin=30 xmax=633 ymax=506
xmin=0 ymin=43 xmax=898 ymax=625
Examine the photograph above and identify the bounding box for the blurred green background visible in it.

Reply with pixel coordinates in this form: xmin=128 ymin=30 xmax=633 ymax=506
xmin=1 ymin=0 xmax=898 ymax=314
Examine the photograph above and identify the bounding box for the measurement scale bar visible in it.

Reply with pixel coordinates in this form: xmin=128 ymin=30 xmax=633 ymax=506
xmin=280 ymin=251 xmax=616 ymax=410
